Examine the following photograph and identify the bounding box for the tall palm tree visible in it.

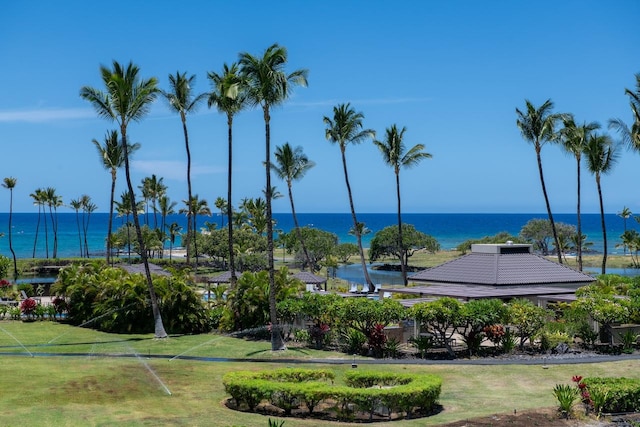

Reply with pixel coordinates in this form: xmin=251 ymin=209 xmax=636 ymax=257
xmin=609 ymin=73 xmax=640 ymax=151
xmin=93 ymin=129 xmax=141 ymax=264
xmin=208 ymin=63 xmax=247 ymax=286
xmin=80 ymin=60 xmax=168 ymax=338
xmin=516 ymin=99 xmax=565 ymax=263
xmin=324 ymin=103 xmax=376 ymax=287
xmin=69 ymin=198 xmax=84 ymax=257
xmin=139 ymin=175 xmax=166 ymax=229
xmin=115 ymin=190 xmax=143 ymax=262
xmin=167 ymin=222 xmax=182 ymax=261
xmin=618 ymin=206 xmax=633 ymax=255
xmin=373 ymin=125 xmax=432 ymax=286
xmin=558 ymin=117 xmax=600 ymax=271
xmin=158 ymin=195 xmax=177 ymax=256
xmin=272 ymin=143 xmax=316 ymax=270
xmin=44 ymin=187 xmax=62 ymax=259
xmin=162 ymin=71 xmax=207 ymax=267
xmin=81 ymin=195 xmax=97 ymax=258
xmin=2 ymin=177 xmax=18 ymax=281
xmin=584 ymin=133 xmax=619 ymax=275
xmin=239 ymin=43 xmax=308 ymax=351
xmin=29 ymin=188 xmax=46 ymax=258
xmin=180 ymin=195 xmax=210 ymax=270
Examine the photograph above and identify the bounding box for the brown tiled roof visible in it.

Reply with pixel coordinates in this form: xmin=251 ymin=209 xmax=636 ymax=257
xmin=409 ymin=252 xmax=595 ymax=286
xmin=293 ymin=271 xmax=327 ymax=284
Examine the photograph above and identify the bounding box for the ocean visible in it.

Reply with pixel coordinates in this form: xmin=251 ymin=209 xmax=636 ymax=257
xmin=0 ymin=212 xmax=634 ymax=260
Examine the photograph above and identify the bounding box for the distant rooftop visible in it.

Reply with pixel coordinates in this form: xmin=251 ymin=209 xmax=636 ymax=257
xmin=409 ymin=243 xmax=595 ymax=287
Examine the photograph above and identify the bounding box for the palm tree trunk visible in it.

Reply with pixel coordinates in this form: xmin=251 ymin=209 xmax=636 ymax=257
xmin=75 ymin=209 xmax=82 ymax=257
xmin=107 ymin=169 xmax=117 ymax=265
xmin=32 ymin=206 xmax=41 ymax=258
xmin=597 ymin=175 xmax=607 ymax=275
xmin=264 ymin=107 xmax=284 ymax=351
xmin=288 ymin=182 xmax=313 ymax=271
xmin=182 ymin=113 xmax=193 ymax=267
xmin=396 ymin=171 xmax=408 ymax=286
xmin=536 ymin=146 xmax=562 ymax=263
xmin=121 ymin=124 xmax=168 ymax=339
xmin=7 ymin=191 xmax=17 ymax=281
xmin=52 ymin=207 xmax=58 ymax=259
xmin=227 ymin=115 xmax=237 ymax=287
xmin=576 ymin=158 xmax=583 ymax=271
xmin=44 ymin=207 xmax=49 ymax=259
xmin=341 ymin=145 xmax=373 ymax=287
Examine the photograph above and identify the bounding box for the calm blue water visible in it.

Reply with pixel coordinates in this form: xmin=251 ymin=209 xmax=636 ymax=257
xmin=0 ymin=212 xmax=634 ymax=259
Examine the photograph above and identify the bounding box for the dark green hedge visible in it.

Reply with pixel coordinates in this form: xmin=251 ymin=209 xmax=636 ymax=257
xmin=583 ymin=377 xmax=640 ymax=413
xmin=223 ymin=368 xmax=442 ymax=421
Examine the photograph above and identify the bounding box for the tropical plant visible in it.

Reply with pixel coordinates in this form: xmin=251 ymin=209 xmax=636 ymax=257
xmin=583 ymin=132 xmax=618 ymax=274
xmin=519 ymin=218 xmax=576 ymax=256
xmin=280 ymin=227 xmax=338 ymax=272
xmin=458 ymin=298 xmax=508 ymax=356
xmin=139 ymin=174 xmax=166 ymax=230
xmin=516 ymin=99 xmax=565 ymax=263
xmin=80 ymin=60 xmax=168 ymax=338
xmin=2 ymin=177 xmax=18 ymax=280
xmin=410 ymin=297 xmax=463 ymax=358
xmin=69 ymin=198 xmax=84 ymax=257
xmin=93 ymin=129 xmax=140 ymax=264
xmin=553 ymin=383 xmax=578 ymax=418
xmin=239 ymin=43 xmax=308 ymax=350
xmin=507 ymin=298 xmax=552 ymax=349
xmin=208 ymin=62 xmax=247 ymax=287
xmin=618 ymin=207 xmax=633 ymax=256
xmin=29 ymin=188 xmax=46 ymax=258
xmin=609 ymin=72 xmax=640 ymax=151
xmin=558 ymin=117 xmax=600 ymax=270
xmin=324 ymin=103 xmax=376 ymax=288
xmin=163 ymin=71 xmax=207 ymax=266
xmin=44 ymin=186 xmax=62 ymax=258
xmin=369 ymin=224 xmax=440 ymax=267
xmin=373 ymin=124 xmax=431 ymax=285
xmin=272 ymin=143 xmax=315 ymax=270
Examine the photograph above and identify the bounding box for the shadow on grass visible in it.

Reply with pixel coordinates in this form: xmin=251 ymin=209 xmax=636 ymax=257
xmin=245 ymin=346 xmax=311 ymax=357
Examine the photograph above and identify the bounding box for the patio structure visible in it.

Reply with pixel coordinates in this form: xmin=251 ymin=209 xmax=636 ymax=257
xmin=380 ymin=243 xmax=595 ymax=305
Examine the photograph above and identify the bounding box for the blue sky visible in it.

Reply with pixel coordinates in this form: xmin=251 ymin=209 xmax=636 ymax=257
xmin=1 ymin=1 xmax=639 ymax=215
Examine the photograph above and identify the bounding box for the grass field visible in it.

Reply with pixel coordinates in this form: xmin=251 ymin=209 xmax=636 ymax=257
xmin=1 ymin=321 xmax=639 ymax=426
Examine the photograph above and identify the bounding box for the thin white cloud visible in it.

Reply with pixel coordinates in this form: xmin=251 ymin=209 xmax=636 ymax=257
xmin=132 ymin=160 xmax=224 ymax=180
xmin=0 ymin=107 xmax=96 ymax=123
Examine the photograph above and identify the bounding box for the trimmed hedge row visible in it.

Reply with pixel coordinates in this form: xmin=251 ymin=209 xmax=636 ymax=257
xmin=223 ymin=368 xmax=442 ymax=421
xmin=583 ymin=377 xmax=640 ymax=413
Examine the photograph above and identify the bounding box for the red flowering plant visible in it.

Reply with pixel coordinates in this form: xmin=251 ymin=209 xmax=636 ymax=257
xmin=20 ymin=298 xmax=38 ymax=320
xmin=0 ymin=279 xmax=10 ymax=299
xmin=572 ymin=375 xmax=593 ymax=412
xmin=368 ymin=323 xmax=388 ymax=358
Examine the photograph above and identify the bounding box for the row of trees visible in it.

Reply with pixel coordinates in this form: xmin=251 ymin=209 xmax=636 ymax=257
xmin=517 ymin=73 xmax=640 ymax=274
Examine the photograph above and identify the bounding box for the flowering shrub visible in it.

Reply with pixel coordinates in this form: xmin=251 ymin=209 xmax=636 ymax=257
xmin=483 ymin=324 xmax=505 ymax=345
xmin=52 ymin=296 xmax=68 ymax=319
xmin=0 ymin=279 xmax=11 ymax=288
xmin=368 ymin=323 xmax=388 ymax=358
xmin=20 ymin=298 xmax=38 ymax=319
xmin=309 ymin=323 xmax=330 ymax=349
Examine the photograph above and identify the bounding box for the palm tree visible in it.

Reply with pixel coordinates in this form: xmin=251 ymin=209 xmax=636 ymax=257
xmin=324 ymin=103 xmax=376 ymax=287
xmin=516 ymin=99 xmax=565 ymax=263
xmin=214 ymin=197 xmax=227 ymax=228
xmin=80 ymin=60 xmax=168 ymax=338
xmin=558 ymin=117 xmax=600 ymax=271
xmin=239 ymin=43 xmax=308 ymax=351
xmin=180 ymin=195 xmax=211 ymax=270
xmin=208 ymin=62 xmax=247 ymax=287
xmin=166 ymin=222 xmax=182 ymax=261
xmin=272 ymin=143 xmax=315 ymax=270
xmin=81 ymin=195 xmax=97 ymax=257
xmin=609 ymin=73 xmax=640 ymax=151
xmin=69 ymin=198 xmax=84 ymax=257
xmin=2 ymin=177 xmax=18 ymax=281
xmin=162 ymin=71 xmax=207 ymax=267
xmin=373 ymin=125 xmax=432 ymax=286
xmin=139 ymin=175 xmax=166 ymax=229
xmin=29 ymin=188 xmax=46 ymax=258
xmin=93 ymin=129 xmax=141 ymax=264
xmin=584 ymin=133 xmax=619 ymax=274
xmin=44 ymin=187 xmax=62 ymax=259
xmin=158 ymin=195 xmax=177 ymax=256
xmin=115 ymin=190 xmax=143 ymax=262
xmin=618 ymin=206 xmax=633 ymax=255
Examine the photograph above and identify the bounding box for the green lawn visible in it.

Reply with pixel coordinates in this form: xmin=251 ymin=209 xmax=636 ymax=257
xmin=1 ymin=321 xmax=639 ymax=426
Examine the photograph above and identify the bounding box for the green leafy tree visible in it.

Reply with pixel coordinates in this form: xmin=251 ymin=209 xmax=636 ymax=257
xmin=338 ymin=297 xmax=405 ymax=353
xmin=458 ymin=299 xmax=508 ymax=356
xmin=516 ymin=99 xmax=565 ymax=263
xmin=519 ymin=218 xmax=576 ymax=256
xmin=324 ymin=103 xmax=376 ymax=288
xmin=558 ymin=117 xmax=600 ymax=270
xmin=282 ymin=227 xmax=337 ymax=271
xmin=80 ymin=60 xmax=167 ymax=338
xmin=273 ymin=143 xmax=315 ymax=270
xmin=584 ymin=133 xmax=618 ymax=274
xmin=410 ymin=297 xmax=463 ymax=358
xmin=162 ymin=71 xmax=207 ymax=266
xmin=239 ymin=44 xmax=308 ymax=350
xmin=334 ymin=243 xmax=359 ymax=263
xmin=208 ymin=63 xmax=247 ymax=286
xmin=369 ymin=224 xmax=440 ymax=272
xmin=507 ymin=298 xmax=552 ymax=349
xmin=374 ymin=124 xmax=432 ymax=285
xmin=93 ymin=130 xmax=140 ymax=264
xmin=2 ymin=177 xmax=17 ymax=281
xmin=573 ymin=294 xmax=632 ymax=345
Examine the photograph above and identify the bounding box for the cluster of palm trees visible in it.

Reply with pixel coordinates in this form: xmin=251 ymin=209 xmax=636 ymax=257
xmin=516 ymin=73 xmax=640 ymax=275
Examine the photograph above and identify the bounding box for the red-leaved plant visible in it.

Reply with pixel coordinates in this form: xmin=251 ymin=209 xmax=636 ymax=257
xmin=20 ymin=298 xmax=38 ymax=319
